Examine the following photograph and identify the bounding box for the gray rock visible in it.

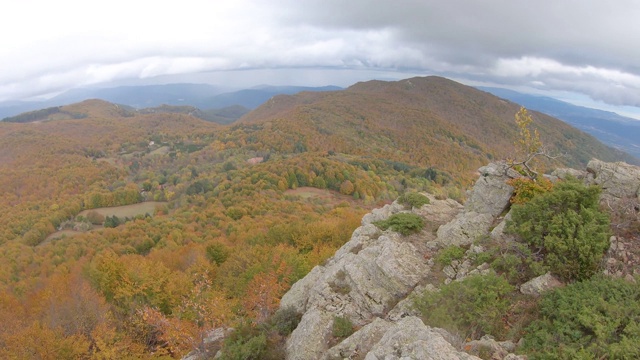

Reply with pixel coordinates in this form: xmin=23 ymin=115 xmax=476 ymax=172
xmin=282 ymin=223 xmax=432 ymax=358
xmin=282 ymin=162 xmax=530 ymax=359
xmin=322 ymin=317 xmax=391 ymax=360
xmin=387 ymin=284 xmax=438 ymax=322
xmin=466 ymin=245 xmax=485 ymax=255
xmin=436 ymin=162 xmax=516 ymax=247
xmin=466 ymin=263 xmax=493 ymax=277
xmin=504 ymin=354 xmax=528 ymax=360
xmin=490 ymin=210 xmax=512 ymax=240
xmin=436 ymin=211 xmax=494 ymax=246
xmin=455 ymin=260 xmax=473 ymax=280
xmin=363 ymin=316 xmax=481 ymax=360
xmin=466 ymin=163 xmax=517 ymax=217
xmin=361 ymin=202 xmax=405 ymax=225
xmin=465 ymin=335 xmax=517 ymax=360
xmin=520 ymin=273 xmax=563 ymax=297
xmin=286 ymin=309 xmax=334 ymax=360
xmin=280 ymin=265 xmax=325 ymax=314
xmin=414 ymin=195 xmax=464 ymax=224
xmin=586 ymin=159 xmax=640 ymax=200
xmin=551 ymin=167 xmax=587 ymax=180
xmin=182 ymin=328 xmax=232 ymax=360
xmin=444 ymin=264 xmax=457 ymax=279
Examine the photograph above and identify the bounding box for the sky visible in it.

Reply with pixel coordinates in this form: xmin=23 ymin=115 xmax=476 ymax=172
xmin=2 ymin=0 xmax=640 ymax=119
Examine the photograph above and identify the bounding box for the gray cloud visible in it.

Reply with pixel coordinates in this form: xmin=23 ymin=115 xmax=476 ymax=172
xmin=1 ymin=0 xmax=639 ymax=110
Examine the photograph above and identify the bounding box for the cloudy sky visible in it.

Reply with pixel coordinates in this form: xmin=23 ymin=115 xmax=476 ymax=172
xmin=2 ymin=0 xmax=640 ymax=118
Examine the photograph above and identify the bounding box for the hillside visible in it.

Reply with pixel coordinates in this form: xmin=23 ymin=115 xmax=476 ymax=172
xmin=240 ymin=76 xmax=635 ymax=183
xmin=0 ymin=76 xmax=635 ymax=359
xmin=478 ymin=87 xmax=640 ymax=159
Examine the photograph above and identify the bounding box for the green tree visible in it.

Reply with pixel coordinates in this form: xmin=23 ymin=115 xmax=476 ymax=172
xmin=104 ymin=216 xmax=121 ymax=228
xmin=507 ymin=178 xmax=610 ymax=281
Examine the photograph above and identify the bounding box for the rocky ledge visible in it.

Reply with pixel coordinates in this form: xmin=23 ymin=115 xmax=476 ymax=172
xmin=279 ymin=160 xmax=640 ymax=360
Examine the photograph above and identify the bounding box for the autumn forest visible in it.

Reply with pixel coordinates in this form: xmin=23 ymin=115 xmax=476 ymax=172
xmin=0 ymin=77 xmax=631 ymax=359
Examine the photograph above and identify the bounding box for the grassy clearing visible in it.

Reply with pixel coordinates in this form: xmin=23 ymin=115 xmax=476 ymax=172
xmin=149 ymin=146 xmax=170 ymax=156
xmin=79 ymin=201 xmax=167 ymax=219
xmin=43 ymin=230 xmax=83 ymax=243
xmin=285 ymin=187 xmax=335 ymax=200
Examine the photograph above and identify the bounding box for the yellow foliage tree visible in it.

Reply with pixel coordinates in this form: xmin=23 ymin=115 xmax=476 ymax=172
xmin=509 ymin=107 xmax=562 ymax=180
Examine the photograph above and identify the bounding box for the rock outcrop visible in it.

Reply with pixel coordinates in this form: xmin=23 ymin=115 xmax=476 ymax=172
xmin=586 ymin=159 xmax=640 ymax=200
xmin=279 ymin=160 xmax=640 ymax=360
xmin=281 ymin=195 xmax=464 ymax=359
xmin=321 ymin=317 xmax=481 ymax=360
xmin=436 ymin=162 xmax=517 ymax=246
xmin=464 ymin=335 xmax=524 ymax=360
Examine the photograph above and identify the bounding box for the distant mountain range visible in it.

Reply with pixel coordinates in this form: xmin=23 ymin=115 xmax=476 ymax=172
xmin=477 ymin=87 xmax=640 ymax=159
xmin=2 ymin=81 xmax=638 ymax=161
xmin=0 ymin=84 xmax=342 ymax=120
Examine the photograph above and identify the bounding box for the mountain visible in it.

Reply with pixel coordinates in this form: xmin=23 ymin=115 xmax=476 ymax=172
xmin=203 ymin=85 xmax=343 ymax=109
xmin=238 ymin=76 xmax=636 ymax=181
xmin=478 ymin=87 xmax=640 ymax=159
xmin=0 ymin=76 xmax=636 ymax=359
xmin=0 ymin=83 xmax=226 ymax=119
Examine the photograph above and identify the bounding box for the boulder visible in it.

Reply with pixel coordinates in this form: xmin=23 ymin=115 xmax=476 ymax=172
xmin=387 ymin=284 xmax=438 ymax=322
xmin=324 ymin=317 xmax=480 ymax=360
xmin=586 ymin=159 xmax=640 ymax=200
xmin=490 ymin=210 xmax=512 ymax=240
xmin=436 ymin=162 xmax=516 ymax=246
xmin=520 ymin=272 xmax=563 ymax=297
xmin=466 ymin=162 xmax=518 ymax=217
xmin=413 ymin=195 xmax=464 ymax=224
xmin=280 ymin=265 xmax=325 ymax=314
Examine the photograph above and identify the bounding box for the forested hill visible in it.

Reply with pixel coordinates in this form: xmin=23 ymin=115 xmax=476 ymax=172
xmin=0 ymin=76 xmax=634 ymax=358
xmin=240 ymin=76 xmax=635 ymax=178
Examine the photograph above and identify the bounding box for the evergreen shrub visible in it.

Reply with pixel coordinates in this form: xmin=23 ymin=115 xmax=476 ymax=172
xmin=398 ymin=192 xmax=430 ymax=208
xmin=523 ymin=276 xmax=640 ymax=359
xmin=414 ymin=274 xmax=513 ymax=339
xmin=506 ymin=178 xmax=610 ymax=282
xmin=374 ymin=213 xmax=425 ymax=235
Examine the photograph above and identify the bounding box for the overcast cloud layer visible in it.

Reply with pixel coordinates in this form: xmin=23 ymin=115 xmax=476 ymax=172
xmin=2 ymin=0 xmax=640 ymax=114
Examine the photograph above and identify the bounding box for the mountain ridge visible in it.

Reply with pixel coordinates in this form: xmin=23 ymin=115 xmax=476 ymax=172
xmin=239 ymin=76 xmax=637 ymax=177
xmin=0 ymin=84 xmax=342 ymax=120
